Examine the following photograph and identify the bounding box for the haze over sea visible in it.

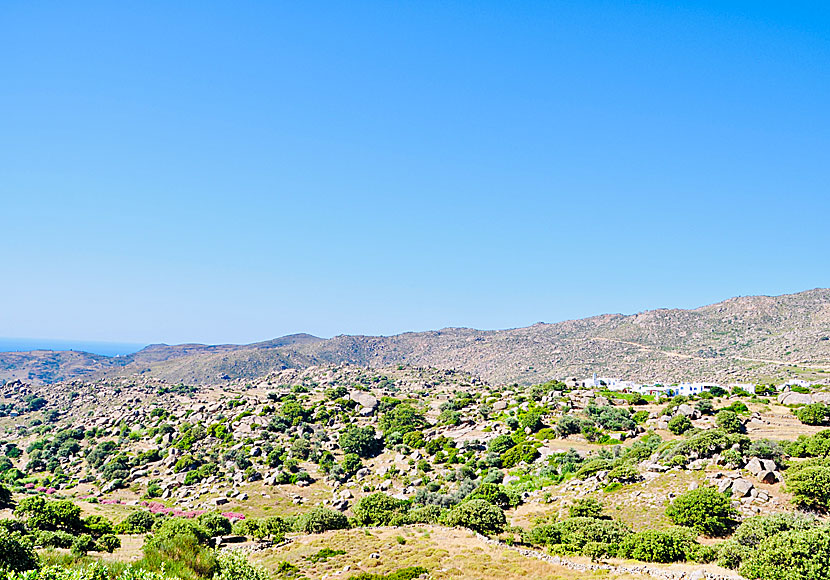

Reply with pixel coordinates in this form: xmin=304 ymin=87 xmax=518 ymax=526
xmin=0 ymin=338 xmax=145 ymax=357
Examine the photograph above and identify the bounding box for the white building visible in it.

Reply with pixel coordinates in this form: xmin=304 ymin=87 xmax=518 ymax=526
xmin=665 ymin=383 xmax=713 ymax=397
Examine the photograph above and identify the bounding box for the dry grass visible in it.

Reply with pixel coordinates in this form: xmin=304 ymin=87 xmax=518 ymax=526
xmin=255 ymin=526 xmax=638 ymax=580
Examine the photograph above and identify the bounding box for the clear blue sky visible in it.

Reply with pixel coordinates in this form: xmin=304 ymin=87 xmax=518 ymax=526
xmin=2 ymin=1 xmax=829 ymax=346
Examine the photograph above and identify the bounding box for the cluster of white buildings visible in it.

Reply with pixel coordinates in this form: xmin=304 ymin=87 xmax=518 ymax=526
xmin=575 ymin=374 xmax=722 ymax=398
xmin=574 ymin=374 xmax=823 ymax=398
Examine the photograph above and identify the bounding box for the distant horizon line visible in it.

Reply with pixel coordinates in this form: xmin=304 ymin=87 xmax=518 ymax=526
xmin=3 ymin=286 xmax=828 ymax=356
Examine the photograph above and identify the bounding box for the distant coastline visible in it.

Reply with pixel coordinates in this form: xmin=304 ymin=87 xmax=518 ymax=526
xmin=0 ymin=338 xmax=145 ymax=357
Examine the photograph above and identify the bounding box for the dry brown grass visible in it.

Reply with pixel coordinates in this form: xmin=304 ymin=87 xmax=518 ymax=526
xmin=255 ymin=526 xmax=640 ymax=580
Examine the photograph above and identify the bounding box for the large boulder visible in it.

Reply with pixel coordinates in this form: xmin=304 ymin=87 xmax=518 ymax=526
xmin=732 ymin=478 xmax=754 ymax=498
xmin=349 ymin=391 xmax=378 ymax=412
xmin=778 ymin=392 xmax=813 ymax=406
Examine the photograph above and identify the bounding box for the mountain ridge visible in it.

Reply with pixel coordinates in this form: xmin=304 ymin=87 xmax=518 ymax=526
xmin=2 ymin=288 xmax=829 ymax=385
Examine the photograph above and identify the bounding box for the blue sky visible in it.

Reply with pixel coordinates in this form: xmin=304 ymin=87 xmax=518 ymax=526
xmin=2 ymin=1 xmax=829 ymax=346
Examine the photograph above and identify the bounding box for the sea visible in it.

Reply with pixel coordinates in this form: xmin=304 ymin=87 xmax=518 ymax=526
xmin=0 ymin=338 xmax=146 ymax=357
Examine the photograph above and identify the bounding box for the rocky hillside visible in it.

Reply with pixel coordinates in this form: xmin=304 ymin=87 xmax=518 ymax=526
xmin=3 ymin=289 xmax=830 ymax=385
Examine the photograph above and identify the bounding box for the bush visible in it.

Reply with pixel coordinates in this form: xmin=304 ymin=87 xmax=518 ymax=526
xmin=143 ymin=519 xmax=217 ymax=579
xmin=0 ymin=530 xmax=39 ymax=572
xmin=556 ymin=415 xmax=585 ymax=438
xmin=294 ymin=507 xmax=350 ymax=534
xmin=35 ymin=529 xmax=75 ymax=548
xmin=443 ymin=499 xmax=506 ymax=535
xmin=796 ymin=404 xmax=829 ymax=426
xmin=568 ymin=498 xmax=604 ymax=519
xmin=150 ymin=518 xmax=210 ymax=545
xmin=715 ymin=410 xmax=742 ymax=433
xmin=378 ymin=404 xmax=427 ymax=436
xmin=717 ymin=513 xmax=818 ymax=569
xmin=466 ymin=483 xmax=512 ymax=509
xmin=15 ymin=496 xmax=82 ymax=532
xmin=117 ymin=511 xmax=157 ymax=534
xmin=353 ymin=493 xmax=409 ymax=526
xmin=667 ymin=415 xmax=692 ymax=435
xmin=0 ymin=484 xmax=14 ymax=509
xmin=784 ymin=458 xmax=830 ymax=512
xmin=500 ymin=443 xmax=539 ymax=468
xmin=83 ymin=514 xmax=114 ymax=538
xmin=97 ymin=533 xmax=122 ymax=553
xmin=71 ymin=533 xmax=98 ymax=556
xmin=487 ymin=435 xmax=515 ymax=455
xmin=665 ymin=487 xmax=738 ymax=536
xmin=607 ymin=463 xmax=640 ymax=483
xmin=197 ymin=512 xmax=233 ymax=538
xmin=740 ymin=525 xmax=830 ymax=580
xmin=338 ymin=426 xmax=383 ymax=458
xmin=214 ymin=549 xmax=271 ymax=580
xmin=618 ymin=528 xmax=694 ymax=562
xmin=549 ymin=517 xmax=631 ymax=552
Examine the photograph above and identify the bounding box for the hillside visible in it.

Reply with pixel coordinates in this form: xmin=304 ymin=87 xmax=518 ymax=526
xmin=3 ymin=290 xmax=830 ymax=385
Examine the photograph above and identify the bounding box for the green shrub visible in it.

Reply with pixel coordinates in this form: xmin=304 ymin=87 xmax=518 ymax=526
xmin=117 ymin=511 xmax=157 ymax=534
xmin=607 ymin=463 xmax=640 ymax=483
xmin=97 ymin=533 xmax=122 ymax=553
xmin=784 ymin=458 xmax=830 ymax=512
xmin=667 ymin=415 xmax=692 ymax=435
xmin=339 ymin=426 xmax=383 ymax=458
xmin=197 ymin=513 xmax=233 ymax=538
xmin=35 ymin=529 xmax=75 ymax=549
xmin=353 ymin=493 xmax=409 ymax=526
xmin=466 ymin=483 xmax=512 ymax=509
xmin=0 ymin=530 xmax=39 ymax=572
xmin=0 ymin=484 xmax=14 ymax=509
xmin=294 ymin=507 xmax=350 ymax=534
xmin=618 ymin=528 xmax=694 ymax=562
xmin=83 ymin=514 xmax=114 ymax=538
xmin=500 ymin=443 xmax=539 ymax=468
xmin=715 ymin=410 xmax=742 ymax=433
xmin=557 ymin=517 xmax=630 ymax=549
xmin=665 ymin=487 xmax=738 ymax=536
xmin=487 ymin=435 xmax=515 ymax=455
xmin=740 ymin=525 xmax=830 ymax=580
xmin=443 ymin=499 xmax=506 ymax=535
xmin=15 ymin=497 xmax=82 ymax=532
xmin=142 ymin=519 xmax=217 ymax=579
xmin=71 ymin=533 xmax=98 ymax=556
xmin=796 ymin=404 xmax=829 ymax=426
xmin=568 ymin=498 xmax=604 ymax=519
xmin=214 ymin=549 xmax=271 ymax=580
xmin=716 ymin=513 xmax=818 ymax=569
xmin=574 ymin=458 xmax=613 ymax=479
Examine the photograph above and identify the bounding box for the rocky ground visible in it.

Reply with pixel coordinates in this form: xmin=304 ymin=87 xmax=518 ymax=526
xmin=2 ymin=364 xmax=829 ymax=579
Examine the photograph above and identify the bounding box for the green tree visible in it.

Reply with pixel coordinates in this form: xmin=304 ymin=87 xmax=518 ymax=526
xmin=796 ymin=404 xmax=829 ymax=426
xmin=668 ymin=414 xmax=692 ymax=435
xmin=784 ymin=459 xmax=830 ymax=512
xmin=618 ymin=528 xmax=694 ymax=563
xmin=14 ymin=497 xmax=82 ymax=532
xmin=353 ymin=493 xmax=409 ymax=526
xmin=443 ymin=499 xmax=506 ymax=535
xmin=0 ymin=484 xmax=13 ymax=509
xmin=569 ymin=498 xmax=604 ymax=519
xmin=339 ymin=426 xmax=382 ymax=458
xmin=197 ymin=512 xmax=233 ymax=537
xmin=740 ymin=526 xmax=830 ymax=580
xmin=0 ymin=531 xmax=39 ymax=573
xmin=467 ymin=483 xmax=512 ymax=509
xmin=665 ymin=487 xmax=738 ymax=536
xmin=379 ymin=404 xmax=427 ymax=436
xmin=715 ymin=410 xmax=742 ymax=434
xmin=294 ymin=507 xmax=350 ymax=534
